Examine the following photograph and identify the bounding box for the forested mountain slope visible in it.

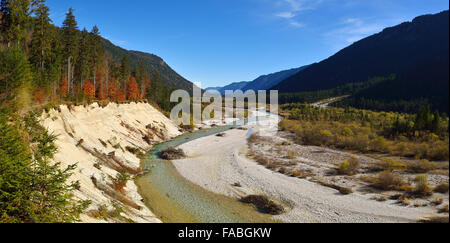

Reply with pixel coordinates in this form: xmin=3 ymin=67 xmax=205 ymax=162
xmin=102 ymin=39 xmax=195 ymax=92
xmin=273 ymin=10 xmax=449 ymax=113
xmin=242 ymin=66 xmax=308 ymax=92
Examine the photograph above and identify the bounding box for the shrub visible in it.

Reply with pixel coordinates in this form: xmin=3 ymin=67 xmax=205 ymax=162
xmin=370 ymin=137 xmax=390 ymax=153
xmin=406 ymin=160 xmax=437 ymax=173
xmin=431 ymin=196 xmax=444 ymax=206
xmin=438 ymin=204 xmax=449 ymax=214
xmin=125 ymin=146 xmax=145 ymax=159
xmin=316 ymin=180 xmax=354 ymax=195
xmin=397 ymin=196 xmax=411 ymax=206
xmin=254 ymin=155 xmax=269 ymax=166
xmin=336 ymin=157 xmax=360 ymax=175
xmin=413 ymin=175 xmax=432 ymax=197
xmin=371 ymin=171 xmax=406 ymax=191
xmin=160 ymin=147 xmax=186 ymax=160
xmin=111 ymin=172 xmax=131 ymax=193
xmin=434 ymin=183 xmax=449 ymax=193
xmin=287 ymin=150 xmax=297 ymax=160
xmin=342 ymin=127 xmax=354 ymax=137
xmin=373 ymin=158 xmax=406 ymax=172
xmin=239 ymin=195 xmax=284 ymax=215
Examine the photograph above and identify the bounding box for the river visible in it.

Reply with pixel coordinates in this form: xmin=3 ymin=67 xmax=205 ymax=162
xmin=135 ymin=117 xmax=275 ymax=223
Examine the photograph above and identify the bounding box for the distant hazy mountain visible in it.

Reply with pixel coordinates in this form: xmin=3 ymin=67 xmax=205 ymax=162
xmin=206 ymin=81 xmax=250 ymax=94
xmin=273 ymin=10 xmax=449 ymax=113
xmin=102 ymin=39 xmax=196 ymax=92
xmin=242 ymin=66 xmax=308 ymax=92
xmin=208 ymin=66 xmax=308 ymax=94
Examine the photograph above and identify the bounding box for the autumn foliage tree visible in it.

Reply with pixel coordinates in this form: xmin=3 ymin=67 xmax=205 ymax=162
xmin=126 ymin=77 xmax=140 ymax=100
xmin=96 ymin=69 xmax=107 ymax=100
xmin=82 ymin=80 xmax=94 ymax=98
xmin=60 ymin=76 xmax=68 ymax=98
xmin=33 ymin=88 xmax=46 ymax=104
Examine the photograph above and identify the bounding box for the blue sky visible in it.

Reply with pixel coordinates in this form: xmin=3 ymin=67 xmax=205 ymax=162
xmin=46 ymin=0 xmax=449 ymax=88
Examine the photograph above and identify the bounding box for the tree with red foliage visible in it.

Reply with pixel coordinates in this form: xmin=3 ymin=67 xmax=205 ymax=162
xmin=126 ymin=77 xmax=140 ymax=100
xmin=96 ymin=69 xmax=107 ymax=100
xmin=82 ymin=80 xmax=95 ymax=98
xmin=115 ymin=90 xmax=125 ymax=102
xmin=33 ymin=88 xmax=46 ymax=104
xmin=60 ymin=77 xmax=68 ymax=98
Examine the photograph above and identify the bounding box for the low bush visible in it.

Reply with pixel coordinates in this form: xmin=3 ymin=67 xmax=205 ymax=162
xmin=125 ymin=146 xmax=145 ymax=159
xmin=406 ymin=160 xmax=437 ymax=173
xmin=110 ymin=172 xmax=131 ymax=193
xmin=336 ymin=157 xmax=360 ymax=175
xmin=239 ymin=195 xmax=284 ymax=215
xmin=434 ymin=183 xmax=449 ymax=193
xmin=397 ymin=196 xmax=411 ymax=206
xmin=438 ymin=204 xmax=449 ymax=214
xmin=413 ymin=175 xmax=432 ymax=197
xmin=317 ymin=180 xmax=354 ymax=195
xmin=370 ymin=171 xmax=407 ymax=191
xmin=431 ymin=196 xmax=444 ymax=206
xmin=160 ymin=147 xmax=186 ymax=160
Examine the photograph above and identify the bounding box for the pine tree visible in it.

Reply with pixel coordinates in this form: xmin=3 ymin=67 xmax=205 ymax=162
xmin=432 ymin=111 xmax=441 ymax=134
xmin=75 ymin=28 xmax=90 ymax=89
xmin=89 ymin=25 xmax=104 ymax=91
xmin=0 ymin=0 xmax=32 ymax=47
xmin=0 ymin=48 xmax=33 ymax=104
xmin=30 ymin=1 xmax=52 ymax=87
xmin=1 ymin=113 xmax=90 ymax=223
xmin=61 ymin=7 xmax=79 ymax=95
xmin=120 ymin=55 xmax=130 ymax=98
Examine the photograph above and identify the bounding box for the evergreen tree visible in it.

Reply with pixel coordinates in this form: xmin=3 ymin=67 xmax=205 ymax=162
xmin=432 ymin=111 xmax=441 ymax=134
xmin=0 ymin=48 xmax=33 ymax=105
xmin=0 ymin=112 xmax=90 ymax=223
xmin=0 ymin=0 xmax=31 ymax=47
xmin=61 ymin=7 xmax=79 ymax=94
xmin=29 ymin=1 xmax=51 ymax=87
xmin=75 ymin=28 xmax=90 ymax=88
xmin=120 ymin=55 xmax=130 ymax=98
xmin=89 ymin=25 xmax=104 ymax=92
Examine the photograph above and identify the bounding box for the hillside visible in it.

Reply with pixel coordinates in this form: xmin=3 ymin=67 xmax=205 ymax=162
xmin=102 ymin=39 xmax=195 ymax=92
xmin=242 ymin=66 xmax=308 ymax=92
xmin=206 ymin=81 xmax=249 ymax=94
xmin=273 ymin=10 xmax=449 ymax=112
xmin=208 ymin=66 xmax=308 ymax=94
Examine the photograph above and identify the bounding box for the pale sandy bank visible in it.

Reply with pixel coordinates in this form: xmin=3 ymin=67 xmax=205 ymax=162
xmin=40 ymin=102 xmax=181 ymax=223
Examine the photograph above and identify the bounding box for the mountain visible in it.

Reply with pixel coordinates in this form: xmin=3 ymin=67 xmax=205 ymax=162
xmin=242 ymin=66 xmax=308 ymax=92
xmin=102 ymin=39 xmax=195 ymax=92
xmin=273 ymin=10 xmax=449 ymax=112
xmin=208 ymin=66 xmax=308 ymax=94
xmin=206 ymin=81 xmax=250 ymax=94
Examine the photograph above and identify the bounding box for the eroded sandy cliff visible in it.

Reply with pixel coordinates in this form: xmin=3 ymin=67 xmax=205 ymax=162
xmin=40 ymin=102 xmax=181 ymax=223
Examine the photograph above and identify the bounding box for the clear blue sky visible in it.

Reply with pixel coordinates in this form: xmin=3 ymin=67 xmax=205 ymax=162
xmin=46 ymin=0 xmax=449 ymax=88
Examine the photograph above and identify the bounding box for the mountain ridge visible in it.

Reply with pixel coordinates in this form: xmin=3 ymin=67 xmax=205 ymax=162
xmin=208 ymin=66 xmax=308 ymax=94
xmin=272 ymin=10 xmax=449 ymax=113
xmin=102 ymin=38 xmax=196 ymax=92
